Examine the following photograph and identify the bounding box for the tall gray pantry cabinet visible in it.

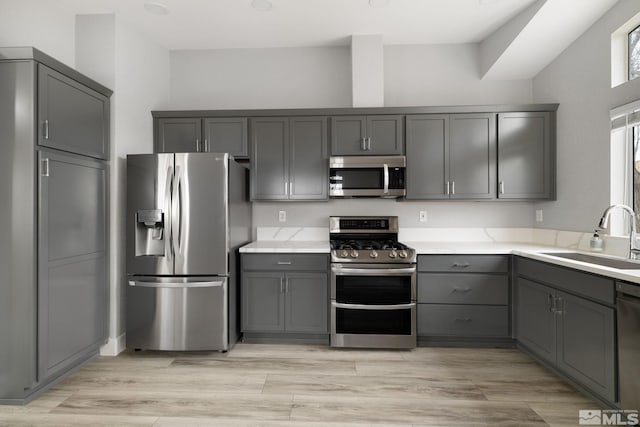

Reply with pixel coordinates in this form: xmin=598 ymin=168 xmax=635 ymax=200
xmin=0 ymin=47 xmax=111 ymax=404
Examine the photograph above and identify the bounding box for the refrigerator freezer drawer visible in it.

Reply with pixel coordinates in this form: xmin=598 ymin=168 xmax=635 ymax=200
xmin=126 ymin=276 xmax=228 ymax=351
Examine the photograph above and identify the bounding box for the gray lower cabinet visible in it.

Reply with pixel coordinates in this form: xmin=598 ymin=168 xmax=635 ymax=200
xmin=330 ymin=115 xmax=403 ymax=155
xmin=155 ymin=117 xmax=248 ymax=157
xmin=514 ymin=257 xmax=616 ymax=404
xmin=38 ymin=150 xmax=108 ymax=381
xmin=406 ymin=114 xmax=496 ymax=199
xmin=250 ymin=117 xmax=328 ymax=201
xmin=38 ymin=64 xmax=109 ymax=160
xmin=241 ymin=254 xmax=329 ymax=337
xmin=417 ymin=255 xmax=510 ymax=341
xmin=497 ymin=112 xmax=554 ymax=199
xmin=0 ymin=48 xmax=111 ymax=404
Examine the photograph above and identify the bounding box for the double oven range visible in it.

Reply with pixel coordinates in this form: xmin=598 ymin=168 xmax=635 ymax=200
xmin=330 ymin=216 xmax=417 ymax=349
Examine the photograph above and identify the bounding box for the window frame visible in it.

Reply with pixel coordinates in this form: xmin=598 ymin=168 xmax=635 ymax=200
xmin=628 ymin=23 xmax=640 ymax=81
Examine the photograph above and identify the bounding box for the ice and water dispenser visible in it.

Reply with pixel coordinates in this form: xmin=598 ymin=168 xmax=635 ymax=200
xmin=135 ymin=209 xmax=165 ymax=256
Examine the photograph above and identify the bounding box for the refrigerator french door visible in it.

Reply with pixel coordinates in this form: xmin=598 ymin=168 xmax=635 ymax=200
xmin=126 ymin=153 xmax=234 ymax=351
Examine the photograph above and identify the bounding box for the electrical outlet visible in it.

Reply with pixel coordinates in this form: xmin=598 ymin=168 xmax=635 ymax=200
xmin=419 ymin=211 xmax=428 ymax=223
xmin=535 ymin=209 xmax=544 ymax=222
xmin=278 ymin=210 xmax=286 ymax=223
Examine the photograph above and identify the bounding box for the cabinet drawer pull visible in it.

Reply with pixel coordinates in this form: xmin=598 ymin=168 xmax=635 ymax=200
xmin=43 ymin=119 xmax=50 ymax=140
xmin=361 ymin=138 xmax=367 ymax=151
xmin=451 ymin=262 xmax=470 ymax=268
xmin=499 ymin=180 xmax=505 ymax=194
xmin=454 ymin=317 xmax=472 ymax=322
xmin=277 ymin=261 xmax=292 ymax=265
xmin=280 ymin=277 xmax=284 ymax=293
xmin=452 ymin=287 xmax=472 ymax=293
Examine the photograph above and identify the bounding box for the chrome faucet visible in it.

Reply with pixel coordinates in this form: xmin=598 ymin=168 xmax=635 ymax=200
xmin=598 ymin=204 xmax=640 ymax=260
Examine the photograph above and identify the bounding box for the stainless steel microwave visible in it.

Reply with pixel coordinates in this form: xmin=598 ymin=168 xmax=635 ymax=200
xmin=329 ymin=156 xmax=406 ymax=198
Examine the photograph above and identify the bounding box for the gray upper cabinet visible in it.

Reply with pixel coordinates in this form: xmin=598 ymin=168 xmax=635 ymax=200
xmin=155 ymin=117 xmax=248 ymax=157
xmin=331 ymin=115 xmax=403 ymax=155
xmin=156 ymin=118 xmax=202 ymax=153
xmin=203 ymin=117 xmax=248 ymax=157
xmin=406 ymin=113 xmax=496 ymax=199
xmin=38 ymin=150 xmax=108 ymax=381
xmin=498 ymin=112 xmax=554 ymax=199
xmin=251 ymin=116 xmax=328 ymax=201
xmin=38 ymin=65 xmax=109 ymax=160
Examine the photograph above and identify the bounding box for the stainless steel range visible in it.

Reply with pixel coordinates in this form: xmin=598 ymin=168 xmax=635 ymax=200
xmin=329 ymin=216 xmax=417 ymax=349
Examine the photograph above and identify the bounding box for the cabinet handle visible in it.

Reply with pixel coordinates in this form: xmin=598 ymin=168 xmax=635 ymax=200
xmin=554 ymin=296 xmax=564 ymax=315
xmin=361 ymin=138 xmax=367 ymax=151
xmin=284 ymin=181 xmax=288 ymax=195
xmin=204 ymin=139 xmax=209 ymax=152
xmin=499 ymin=181 xmax=505 ymax=195
xmin=195 ymin=139 xmax=201 ymax=152
xmin=285 ymin=277 xmax=289 ymax=293
xmin=548 ymin=294 xmax=555 ymax=313
xmin=43 ymin=120 xmax=50 ymax=140
xmin=454 ymin=318 xmax=472 ymax=322
xmin=367 ymin=137 xmax=372 ymax=151
xmin=280 ymin=277 xmax=284 ymax=293
xmin=452 ymin=287 xmax=472 ymax=293
xmin=451 ymin=262 xmax=470 ymax=268
xmin=290 ymin=182 xmax=293 ymax=196
xmin=277 ymin=261 xmax=292 ymax=265
xmin=446 ymin=181 xmax=450 ymax=195
xmin=41 ymin=158 xmax=49 ymax=177
xmin=451 ymin=181 xmax=455 ymax=195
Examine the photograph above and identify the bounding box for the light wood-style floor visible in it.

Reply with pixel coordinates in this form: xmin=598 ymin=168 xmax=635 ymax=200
xmin=0 ymin=344 xmax=597 ymax=426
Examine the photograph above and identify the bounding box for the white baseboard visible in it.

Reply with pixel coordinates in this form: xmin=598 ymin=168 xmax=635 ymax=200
xmin=100 ymin=333 xmax=126 ymax=356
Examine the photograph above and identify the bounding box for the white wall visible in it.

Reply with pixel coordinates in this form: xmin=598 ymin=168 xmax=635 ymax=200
xmin=384 ymin=44 xmax=533 ymax=106
xmin=0 ymin=0 xmax=76 ymax=66
xmin=169 ymin=47 xmax=352 ymax=109
xmin=532 ymin=0 xmax=640 ymax=232
xmin=76 ymin=14 xmax=170 ymax=354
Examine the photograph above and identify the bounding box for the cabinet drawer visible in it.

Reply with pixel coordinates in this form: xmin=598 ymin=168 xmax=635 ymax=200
xmin=418 ymin=304 xmax=509 ymax=337
xmin=418 ymin=255 xmax=508 ymax=273
xmin=515 ymin=257 xmax=614 ymax=305
xmin=242 ymin=254 xmax=328 ymax=271
xmin=418 ymin=273 xmax=508 ymax=304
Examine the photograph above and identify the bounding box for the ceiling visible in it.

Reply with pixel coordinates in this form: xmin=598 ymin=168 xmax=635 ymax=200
xmin=53 ymin=0 xmax=619 ymax=78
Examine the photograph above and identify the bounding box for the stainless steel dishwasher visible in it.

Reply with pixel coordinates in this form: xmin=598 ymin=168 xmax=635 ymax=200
xmin=617 ymin=281 xmax=640 ymax=410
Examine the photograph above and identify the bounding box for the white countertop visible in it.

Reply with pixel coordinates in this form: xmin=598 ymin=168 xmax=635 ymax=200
xmin=239 ymin=239 xmax=640 ymax=284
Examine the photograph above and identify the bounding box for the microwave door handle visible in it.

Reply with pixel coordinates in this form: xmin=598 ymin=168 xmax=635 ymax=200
xmin=383 ymin=163 xmax=389 ymax=194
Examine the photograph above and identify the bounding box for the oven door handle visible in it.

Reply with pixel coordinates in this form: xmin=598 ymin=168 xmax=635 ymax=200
xmin=333 ymin=302 xmax=416 ymax=311
xmin=332 ymin=266 xmax=416 ymax=275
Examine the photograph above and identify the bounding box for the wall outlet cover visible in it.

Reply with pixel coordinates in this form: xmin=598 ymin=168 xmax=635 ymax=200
xmin=535 ymin=209 xmax=544 ymax=222
xmin=278 ymin=210 xmax=286 ymax=222
xmin=419 ymin=211 xmax=428 ymax=222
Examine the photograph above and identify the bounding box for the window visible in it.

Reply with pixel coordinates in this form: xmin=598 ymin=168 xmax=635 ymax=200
xmin=610 ymin=101 xmax=640 ymax=235
xmin=628 ymin=24 xmax=640 ymax=81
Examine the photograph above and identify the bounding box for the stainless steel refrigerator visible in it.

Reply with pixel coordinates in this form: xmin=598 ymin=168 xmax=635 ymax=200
xmin=126 ymin=152 xmax=251 ymax=351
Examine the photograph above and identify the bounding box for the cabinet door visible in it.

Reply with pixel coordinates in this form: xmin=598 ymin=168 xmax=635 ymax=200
xmin=156 ymin=118 xmax=202 ymax=153
xmin=498 ymin=112 xmax=553 ymax=199
xmin=241 ymin=272 xmax=285 ymax=332
xmin=405 ymin=115 xmax=449 ymax=199
xmin=38 ymin=65 xmax=109 ymax=159
xmin=556 ymin=291 xmax=615 ymax=403
xmin=203 ymin=118 xmax=248 ymax=158
xmin=449 ymin=114 xmax=496 ymax=199
xmin=515 ymin=277 xmax=556 ymax=365
xmin=285 ymin=273 xmax=328 ymax=333
xmin=250 ymin=118 xmax=289 ymax=200
xmin=366 ymin=115 xmax=404 ymax=155
xmin=38 ymin=150 xmax=107 ymax=381
xmin=330 ymin=116 xmax=367 ymax=155
xmin=290 ymin=117 xmax=328 ymax=200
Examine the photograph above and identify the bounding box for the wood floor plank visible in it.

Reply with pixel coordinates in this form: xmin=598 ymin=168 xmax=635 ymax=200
xmin=171 ymin=356 xmax=357 ymax=376
xmin=154 ymin=417 xmax=413 ymax=427
xmin=290 ymin=395 xmax=548 ymax=425
xmin=0 ymin=413 xmax=158 ymax=426
xmin=263 ymin=374 xmax=486 ymax=401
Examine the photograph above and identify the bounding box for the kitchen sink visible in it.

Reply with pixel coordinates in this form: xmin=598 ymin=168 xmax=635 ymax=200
xmin=542 ymin=252 xmax=640 ymax=270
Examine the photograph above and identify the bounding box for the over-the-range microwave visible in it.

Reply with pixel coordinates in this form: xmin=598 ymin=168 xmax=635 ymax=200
xmin=329 ymin=155 xmax=406 ymax=198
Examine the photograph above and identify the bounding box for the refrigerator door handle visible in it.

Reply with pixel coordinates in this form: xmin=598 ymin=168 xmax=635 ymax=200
xmin=165 ymin=166 xmax=174 ymax=259
xmin=128 ymin=280 xmax=225 ymax=288
xmin=172 ymin=166 xmax=182 ymax=254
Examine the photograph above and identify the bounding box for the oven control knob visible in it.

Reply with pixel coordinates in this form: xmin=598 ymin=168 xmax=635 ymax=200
xmin=340 ymin=250 xmax=349 ymax=258
xmin=389 ymin=249 xmax=398 ymax=258
xmin=370 ymin=250 xmax=378 ymax=259
xmin=350 ymin=250 xmax=359 ymax=258
xmin=399 ymin=250 xmax=408 ymax=259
